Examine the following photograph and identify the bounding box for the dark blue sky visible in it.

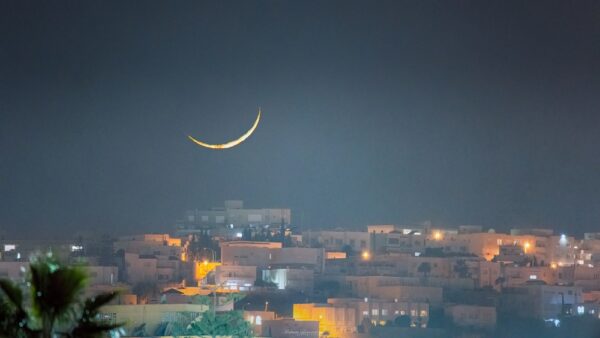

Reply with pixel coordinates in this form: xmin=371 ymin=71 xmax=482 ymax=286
xmin=1 ymin=1 xmax=600 ymax=238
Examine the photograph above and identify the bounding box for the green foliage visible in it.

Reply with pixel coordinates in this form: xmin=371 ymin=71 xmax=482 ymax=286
xmin=417 ymin=262 xmax=432 ymax=277
xmin=394 ymin=315 xmax=412 ymax=327
xmin=186 ymin=310 xmax=253 ymax=337
xmin=0 ymin=253 xmax=122 ymax=338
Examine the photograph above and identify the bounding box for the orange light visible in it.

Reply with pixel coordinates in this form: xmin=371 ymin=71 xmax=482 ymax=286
xmin=550 ymin=262 xmax=558 ymax=269
xmin=433 ymin=231 xmax=442 ymax=241
xmin=362 ymin=251 xmax=370 ymax=260
xmin=203 ymin=260 xmax=208 ymax=265
xmin=523 ymin=242 xmax=531 ymax=253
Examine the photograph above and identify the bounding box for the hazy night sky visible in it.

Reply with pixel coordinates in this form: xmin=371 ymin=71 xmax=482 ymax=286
xmin=1 ymin=1 xmax=600 ymax=238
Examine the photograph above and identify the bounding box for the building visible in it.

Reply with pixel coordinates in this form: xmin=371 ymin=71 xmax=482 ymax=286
xmin=220 ymin=241 xmax=325 ymax=273
xmin=215 ymin=264 xmax=257 ymax=290
xmin=445 ymin=304 xmax=496 ymax=329
xmin=501 ymin=284 xmax=583 ymax=320
xmin=262 ymin=268 xmax=314 ymax=293
xmin=294 ymin=298 xmax=429 ymax=337
xmin=261 ymin=318 xmax=319 ymax=338
xmin=99 ymin=303 xmax=208 ymax=335
xmin=176 ymin=200 xmax=291 ymax=237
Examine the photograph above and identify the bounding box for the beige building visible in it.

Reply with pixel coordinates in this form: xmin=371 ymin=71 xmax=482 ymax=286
xmin=294 ymin=298 xmax=429 ymax=337
xmin=504 ymin=265 xmax=558 ymax=287
xmin=215 ymin=264 xmax=257 ymax=290
xmin=220 ymin=241 xmax=325 ymax=273
xmin=100 ymin=303 xmax=208 ymax=334
xmin=262 ymin=318 xmax=319 ymax=338
xmin=344 ymin=276 xmax=443 ymax=305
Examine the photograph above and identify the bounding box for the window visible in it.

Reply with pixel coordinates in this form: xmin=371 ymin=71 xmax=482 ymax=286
xmin=372 ymin=309 xmax=379 ymax=316
xmin=381 ymin=309 xmax=388 ymax=316
xmin=362 ymin=310 xmax=369 ymax=316
xmin=255 ymin=316 xmax=262 ymax=325
xmin=360 ymin=240 xmax=367 ymax=248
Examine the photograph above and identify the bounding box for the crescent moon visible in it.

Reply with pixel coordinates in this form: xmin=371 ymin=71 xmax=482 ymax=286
xmin=188 ymin=108 xmax=261 ymax=149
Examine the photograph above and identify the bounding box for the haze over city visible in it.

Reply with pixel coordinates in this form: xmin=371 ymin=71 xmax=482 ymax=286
xmin=2 ymin=1 xmax=600 ymax=238
xmin=3 ymin=2 xmax=600 ymax=338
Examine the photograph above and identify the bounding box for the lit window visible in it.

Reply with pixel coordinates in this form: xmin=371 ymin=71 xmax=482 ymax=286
xmin=381 ymin=309 xmax=388 ymax=316
xmin=372 ymin=309 xmax=379 ymax=316
xmin=256 ymin=316 xmax=262 ymax=325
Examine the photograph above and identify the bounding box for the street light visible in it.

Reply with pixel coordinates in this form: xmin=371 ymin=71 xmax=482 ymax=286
xmin=362 ymin=251 xmax=370 ymax=260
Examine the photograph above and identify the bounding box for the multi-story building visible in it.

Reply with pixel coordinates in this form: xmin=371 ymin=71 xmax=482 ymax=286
xmin=176 ymin=200 xmax=291 ymax=237
xmin=500 ymin=284 xmax=583 ymax=320
xmin=99 ymin=303 xmax=208 ymax=334
xmin=445 ymin=304 xmax=496 ymax=329
xmin=294 ymin=298 xmax=429 ymax=337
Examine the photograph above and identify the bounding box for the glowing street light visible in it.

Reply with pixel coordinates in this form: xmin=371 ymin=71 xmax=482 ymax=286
xmin=523 ymin=241 xmax=531 ymax=253
xmin=433 ymin=231 xmax=442 ymax=241
xmin=362 ymin=251 xmax=370 ymax=260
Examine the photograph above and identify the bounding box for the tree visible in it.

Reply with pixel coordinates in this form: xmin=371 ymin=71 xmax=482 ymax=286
xmin=186 ymin=310 xmax=253 ymax=338
xmin=132 ymin=281 xmax=160 ymax=304
xmin=394 ymin=315 xmax=412 ymax=327
xmin=341 ymin=244 xmax=354 ymax=258
xmin=417 ymin=262 xmax=432 ymax=279
xmin=0 ymin=253 xmax=122 ymax=338
xmin=495 ymin=276 xmax=506 ymax=291
xmin=453 ymin=259 xmax=470 ymax=278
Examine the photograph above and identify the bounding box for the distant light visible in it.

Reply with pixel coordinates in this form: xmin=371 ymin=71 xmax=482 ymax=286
xmin=236 ymin=232 xmax=243 ymax=238
xmin=203 ymin=260 xmax=208 ymax=265
xmin=364 ymin=297 xmax=368 ymax=303
xmin=433 ymin=231 xmax=442 ymax=241
xmin=16 ymin=252 xmax=21 ymax=260
xmin=523 ymin=242 xmax=531 ymax=252
xmin=559 ymin=234 xmax=568 ymax=246
xmin=529 ymin=275 xmax=537 ymax=280
xmin=3 ymin=244 xmax=16 ymax=252
xmin=361 ymin=251 xmax=370 ymax=260
xmin=71 ymin=245 xmax=83 ymax=252
xmin=554 ymin=319 xmax=560 ymax=327
xmin=229 ymin=224 xmax=234 ymax=229
xmin=550 ymin=262 xmax=558 ymax=269
xmin=577 ymin=306 xmax=585 ymax=315
xmin=414 ymin=252 xmax=421 ymax=257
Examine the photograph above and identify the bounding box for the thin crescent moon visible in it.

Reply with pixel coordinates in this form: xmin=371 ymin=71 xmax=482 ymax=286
xmin=188 ymin=108 xmax=261 ymax=149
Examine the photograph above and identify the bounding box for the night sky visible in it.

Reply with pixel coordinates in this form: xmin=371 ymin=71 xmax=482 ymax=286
xmin=1 ymin=1 xmax=600 ymax=238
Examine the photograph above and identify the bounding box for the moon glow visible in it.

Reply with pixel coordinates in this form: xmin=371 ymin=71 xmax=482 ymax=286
xmin=188 ymin=108 xmax=261 ymax=150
